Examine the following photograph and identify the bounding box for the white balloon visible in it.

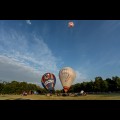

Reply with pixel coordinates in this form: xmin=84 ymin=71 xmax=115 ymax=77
xmin=59 ymin=67 xmax=76 ymax=92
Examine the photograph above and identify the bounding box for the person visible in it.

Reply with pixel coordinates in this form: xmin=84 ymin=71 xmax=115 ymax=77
xmin=80 ymin=90 xmax=84 ymax=95
xmin=80 ymin=90 xmax=87 ymax=96
xmin=22 ymin=91 xmax=27 ymax=96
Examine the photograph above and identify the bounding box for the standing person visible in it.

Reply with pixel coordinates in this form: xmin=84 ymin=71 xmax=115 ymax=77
xmin=80 ymin=90 xmax=84 ymax=95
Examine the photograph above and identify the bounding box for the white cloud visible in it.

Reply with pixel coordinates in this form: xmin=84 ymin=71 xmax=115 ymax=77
xmin=0 ymin=28 xmax=63 ymax=89
xmin=26 ymin=20 xmax=31 ymax=25
xmin=74 ymin=70 xmax=88 ymax=84
xmin=0 ymin=55 xmax=41 ymax=83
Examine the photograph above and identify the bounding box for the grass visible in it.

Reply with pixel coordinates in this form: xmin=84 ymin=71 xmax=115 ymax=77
xmin=0 ymin=93 xmax=120 ymax=100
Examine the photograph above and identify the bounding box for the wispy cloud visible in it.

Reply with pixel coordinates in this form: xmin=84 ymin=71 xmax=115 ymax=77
xmin=100 ymin=20 xmax=120 ymax=34
xmin=0 ymin=55 xmax=41 ymax=83
xmin=75 ymin=70 xmax=88 ymax=84
xmin=26 ymin=20 xmax=31 ymax=25
xmin=0 ymin=28 xmax=63 ymax=89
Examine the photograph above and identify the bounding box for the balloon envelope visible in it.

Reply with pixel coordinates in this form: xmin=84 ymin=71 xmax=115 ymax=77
xmin=68 ymin=21 xmax=74 ymax=28
xmin=41 ymin=73 xmax=56 ymax=92
xmin=59 ymin=67 xmax=76 ymax=93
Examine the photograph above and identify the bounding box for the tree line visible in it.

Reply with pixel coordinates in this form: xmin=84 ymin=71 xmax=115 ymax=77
xmin=0 ymin=76 xmax=120 ymax=94
xmin=0 ymin=81 xmax=47 ymax=94
xmin=56 ymin=76 xmax=120 ymax=93
xmin=68 ymin=76 xmax=120 ymax=93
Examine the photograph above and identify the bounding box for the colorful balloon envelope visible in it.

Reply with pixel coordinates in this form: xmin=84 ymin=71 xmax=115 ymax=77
xmin=41 ymin=73 xmax=56 ymax=92
xmin=68 ymin=21 xmax=74 ymax=28
xmin=59 ymin=67 xmax=76 ymax=93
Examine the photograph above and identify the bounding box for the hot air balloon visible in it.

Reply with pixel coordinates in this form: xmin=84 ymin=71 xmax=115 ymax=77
xmin=41 ymin=73 xmax=56 ymax=94
xmin=68 ymin=21 xmax=74 ymax=28
xmin=59 ymin=67 xmax=76 ymax=93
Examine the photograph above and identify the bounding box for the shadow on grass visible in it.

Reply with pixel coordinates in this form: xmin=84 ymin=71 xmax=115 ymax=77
xmin=5 ymin=98 xmax=31 ymax=100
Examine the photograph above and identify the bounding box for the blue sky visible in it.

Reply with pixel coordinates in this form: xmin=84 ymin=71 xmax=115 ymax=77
xmin=0 ymin=20 xmax=120 ymax=89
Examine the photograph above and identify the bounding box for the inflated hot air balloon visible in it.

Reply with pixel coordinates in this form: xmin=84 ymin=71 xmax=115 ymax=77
xmin=68 ymin=21 xmax=74 ymax=28
xmin=59 ymin=67 xmax=76 ymax=93
xmin=41 ymin=73 xmax=56 ymax=93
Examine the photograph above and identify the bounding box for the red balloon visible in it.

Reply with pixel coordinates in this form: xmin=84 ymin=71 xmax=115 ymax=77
xmin=68 ymin=21 xmax=74 ymax=28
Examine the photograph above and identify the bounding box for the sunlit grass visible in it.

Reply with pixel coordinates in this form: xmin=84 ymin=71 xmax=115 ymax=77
xmin=0 ymin=93 xmax=120 ymax=100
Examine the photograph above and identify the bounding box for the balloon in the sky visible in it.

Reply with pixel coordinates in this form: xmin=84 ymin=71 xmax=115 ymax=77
xmin=68 ymin=21 xmax=74 ymax=28
xmin=59 ymin=67 xmax=76 ymax=93
xmin=41 ymin=73 xmax=56 ymax=93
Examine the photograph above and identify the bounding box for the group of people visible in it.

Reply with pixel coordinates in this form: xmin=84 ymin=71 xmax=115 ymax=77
xmin=21 ymin=90 xmax=87 ymax=96
xmin=22 ymin=91 xmax=27 ymax=96
xmin=80 ymin=90 xmax=87 ymax=96
xmin=56 ymin=90 xmax=87 ymax=96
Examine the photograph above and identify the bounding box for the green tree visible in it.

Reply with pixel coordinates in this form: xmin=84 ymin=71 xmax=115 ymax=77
xmin=94 ymin=77 xmax=103 ymax=92
xmin=86 ymin=80 xmax=94 ymax=92
xmin=0 ymin=83 xmax=4 ymax=94
xmin=112 ymin=76 xmax=120 ymax=91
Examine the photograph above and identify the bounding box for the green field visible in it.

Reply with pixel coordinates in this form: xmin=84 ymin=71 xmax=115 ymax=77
xmin=0 ymin=93 xmax=120 ymax=100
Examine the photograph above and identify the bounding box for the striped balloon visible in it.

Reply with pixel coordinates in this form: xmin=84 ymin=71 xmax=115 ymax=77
xmin=41 ymin=73 xmax=56 ymax=92
xmin=59 ymin=67 xmax=76 ymax=93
